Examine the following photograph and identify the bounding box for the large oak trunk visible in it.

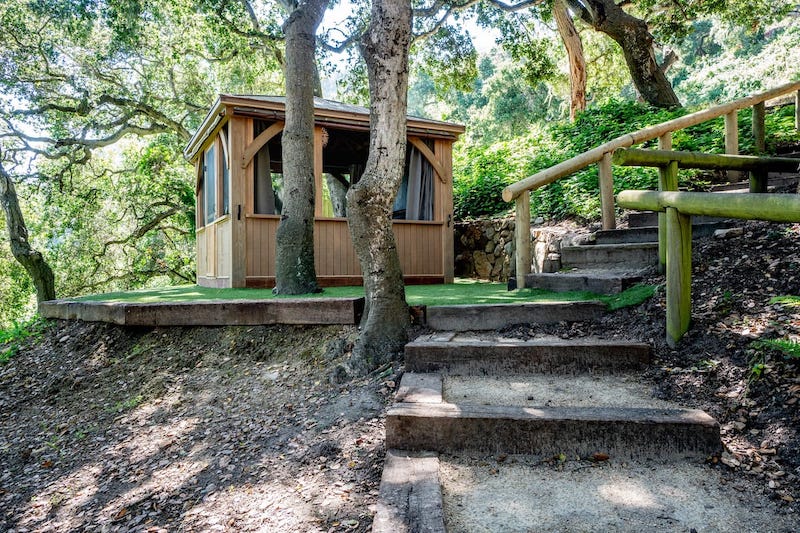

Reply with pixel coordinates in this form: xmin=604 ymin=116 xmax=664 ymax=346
xmin=571 ymin=0 xmax=681 ymax=108
xmin=0 ymin=161 xmax=56 ymax=303
xmin=346 ymin=0 xmax=412 ymax=372
xmin=553 ymin=0 xmax=586 ymax=120
xmin=273 ymin=0 xmax=328 ymax=294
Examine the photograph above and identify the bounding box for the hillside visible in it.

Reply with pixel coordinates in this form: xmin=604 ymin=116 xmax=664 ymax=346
xmin=1 ymin=220 xmax=799 ymax=531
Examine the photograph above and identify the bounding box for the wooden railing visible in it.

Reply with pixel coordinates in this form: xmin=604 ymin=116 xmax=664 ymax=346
xmin=617 ymin=190 xmax=800 ymax=346
xmin=503 ymin=81 xmax=800 ymax=288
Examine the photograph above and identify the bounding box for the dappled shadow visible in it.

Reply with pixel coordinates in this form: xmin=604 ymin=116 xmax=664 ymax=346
xmin=0 ymin=320 xmax=389 ymax=532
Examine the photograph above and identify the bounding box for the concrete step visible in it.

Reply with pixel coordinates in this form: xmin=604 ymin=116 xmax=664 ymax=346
xmin=628 ymin=212 xmax=729 ymax=228
xmin=424 ymin=301 xmax=606 ymax=331
xmin=592 ymin=220 xmax=733 ymax=245
xmin=561 ymin=242 xmax=658 ymax=269
xmin=525 ymin=268 xmax=643 ymax=295
xmin=386 ymin=402 xmax=720 ymax=460
xmin=405 ymin=337 xmax=651 ymax=375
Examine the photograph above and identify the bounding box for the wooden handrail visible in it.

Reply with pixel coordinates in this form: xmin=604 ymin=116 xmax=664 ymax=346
xmin=502 ymin=81 xmax=800 ymax=203
xmin=618 ymin=190 xmax=800 ymax=345
xmin=613 ymin=149 xmax=800 ymax=171
xmin=507 ymin=81 xmax=800 ymax=289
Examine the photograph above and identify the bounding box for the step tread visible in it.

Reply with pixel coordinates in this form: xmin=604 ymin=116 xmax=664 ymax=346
xmin=386 ymin=402 xmax=721 ymax=459
xmin=443 ymin=373 xmax=672 ymax=409
xmin=405 ymin=337 xmax=651 ymax=374
xmin=425 ymin=300 xmax=607 ymax=331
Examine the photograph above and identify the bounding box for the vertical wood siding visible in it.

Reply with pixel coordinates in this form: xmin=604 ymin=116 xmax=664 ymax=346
xmin=245 ymin=217 xmax=443 ymax=279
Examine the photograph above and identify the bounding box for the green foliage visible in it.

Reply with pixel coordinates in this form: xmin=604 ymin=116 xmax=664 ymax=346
xmin=752 ymin=339 xmax=800 ymax=360
xmin=770 ymin=295 xmax=800 ymax=308
xmin=602 ymin=284 xmax=657 ymax=311
xmin=0 ymin=316 xmax=49 ymax=364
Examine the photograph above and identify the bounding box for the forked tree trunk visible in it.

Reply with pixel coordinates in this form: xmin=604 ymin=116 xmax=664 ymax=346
xmin=553 ymin=0 xmax=586 ymax=120
xmin=273 ymin=0 xmax=329 ymax=294
xmin=346 ymin=0 xmax=412 ymax=372
xmin=0 ymin=160 xmax=56 ymax=303
xmin=569 ymin=0 xmax=681 ymax=108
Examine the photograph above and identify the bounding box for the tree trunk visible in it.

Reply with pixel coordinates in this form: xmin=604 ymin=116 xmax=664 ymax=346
xmin=570 ymin=0 xmax=681 ymax=108
xmin=0 ymin=160 xmax=56 ymax=303
xmin=346 ymin=0 xmax=412 ymax=373
xmin=273 ymin=0 xmax=329 ymax=294
xmin=553 ymin=0 xmax=586 ymax=120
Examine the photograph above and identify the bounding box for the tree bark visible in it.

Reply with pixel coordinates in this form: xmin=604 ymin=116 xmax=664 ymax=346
xmin=273 ymin=0 xmax=329 ymax=294
xmin=569 ymin=0 xmax=681 ymax=108
xmin=346 ymin=0 xmax=412 ymax=372
xmin=553 ymin=0 xmax=586 ymax=121
xmin=0 ymin=158 xmax=56 ymax=303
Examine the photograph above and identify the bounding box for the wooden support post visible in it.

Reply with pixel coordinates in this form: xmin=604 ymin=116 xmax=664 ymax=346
xmin=658 ymin=160 xmax=678 ymax=271
xmin=657 ymin=133 xmax=672 ymax=271
xmin=598 ymin=152 xmax=615 ymax=230
xmin=314 ymin=127 xmax=324 ymax=216
xmin=751 ymin=102 xmax=767 ymax=193
xmin=666 ymin=207 xmax=692 ymax=347
xmin=796 ymin=90 xmax=800 ymax=131
xmin=725 ymin=111 xmax=740 ymax=182
xmin=752 ymin=102 xmax=766 ymax=153
xmin=515 ymin=193 xmax=531 ymax=289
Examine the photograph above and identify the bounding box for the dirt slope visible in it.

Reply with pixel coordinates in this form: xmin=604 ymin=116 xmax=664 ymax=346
xmin=0 ymin=323 xmax=397 ymax=532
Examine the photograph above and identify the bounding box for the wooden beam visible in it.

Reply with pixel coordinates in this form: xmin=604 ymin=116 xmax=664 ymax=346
xmin=515 ymin=193 xmax=531 ymax=289
xmin=598 ymin=152 xmax=615 ymax=230
xmin=656 ymin=133 xmax=672 ymax=270
xmin=658 ymin=159 xmax=677 ymax=270
xmin=612 ymin=149 xmax=800 ymax=172
xmin=241 ymin=121 xmax=284 ymax=169
xmin=796 ymin=89 xmax=800 ymax=131
xmin=409 ymin=136 xmax=447 ymax=183
xmin=724 ymin=111 xmax=740 ymax=181
xmin=617 ymin=190 xmax=800 ymax=223
xmin=666 ymin=207 xmax=692 ymax=347
xmin=752 ymin=102 xmax=766 ymax=154
xmin=314 ymin=127 xmax=324 ymax=216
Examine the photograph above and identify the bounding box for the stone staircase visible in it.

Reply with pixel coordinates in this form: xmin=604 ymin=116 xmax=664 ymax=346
xmin=373 ymin=329 xmax=724 ymax=532
xmin=524 ymin=216 xmax=733 ymax=295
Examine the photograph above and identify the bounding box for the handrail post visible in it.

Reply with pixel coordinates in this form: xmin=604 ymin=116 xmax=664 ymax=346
xmin=657 ymin=133 xmax=672 ymax=271
xmin=751 ymin=102 xmax=767 ymax=193
xmin=598 ymin=152 xmax=615 ymax=230
xmin=725 ymin=110 xmax=740 ymax=181
xmin=666 ymin=207 xmax=692 ymax=347
xmin=796 ymin=89 xmax=800 ymax=131
xmin=514 ymin=192 xmax=531 ymax=289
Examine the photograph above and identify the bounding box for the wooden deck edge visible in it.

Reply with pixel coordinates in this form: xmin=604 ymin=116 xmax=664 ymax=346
xmin=372 ymin=450 xmax=445 ymax=533
xmin=39 ymin=297 xmax=365 ymax=326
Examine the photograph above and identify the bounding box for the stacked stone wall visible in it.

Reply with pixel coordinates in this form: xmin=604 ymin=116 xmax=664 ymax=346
xmin=454 ymin=218 xmax=587 ymax=282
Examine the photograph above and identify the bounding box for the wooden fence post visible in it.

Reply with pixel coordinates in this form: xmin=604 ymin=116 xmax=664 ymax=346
xmin=751 ymin=102 xmax=767 ymax=193
xmin=598 ymin=152 xmax=615 ymax=230
xmin=666 ymin=207 xmax=692 ymax=347
xmin=725 ymin=111 xmax=740 ymax=182
xmin=657 ymin=133 xmax=672 ymax=270
xmin=515 ymin=192 xmax=531 ymax=289
xmin=796 ymin=90 xmax=800 ymax=131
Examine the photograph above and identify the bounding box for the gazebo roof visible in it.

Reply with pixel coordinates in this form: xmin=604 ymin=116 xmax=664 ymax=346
xmin=185 ymin=95 xmax=465 ymax=161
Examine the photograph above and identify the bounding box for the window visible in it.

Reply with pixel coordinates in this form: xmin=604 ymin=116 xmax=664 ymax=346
xmin=220 ymin=127 xmax=230 ymax=216
xmin=204 ymin=145 xmax=216 ymax=225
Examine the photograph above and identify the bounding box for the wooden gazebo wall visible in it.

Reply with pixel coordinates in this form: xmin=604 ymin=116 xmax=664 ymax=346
xmin=194 ymin=103 xmax=458 ymax=289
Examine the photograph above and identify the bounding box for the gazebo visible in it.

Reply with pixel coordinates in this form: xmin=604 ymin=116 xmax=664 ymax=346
xmin=185 ymin=96 xmax=465 ymax=288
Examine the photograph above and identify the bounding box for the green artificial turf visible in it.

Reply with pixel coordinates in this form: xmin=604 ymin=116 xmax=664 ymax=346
xmin=74 ymin=279 xmax=656 ymax=310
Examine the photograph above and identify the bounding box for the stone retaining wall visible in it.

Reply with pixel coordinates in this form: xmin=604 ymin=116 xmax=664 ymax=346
xmin=454 ymin=218 xmax=586 ymax=282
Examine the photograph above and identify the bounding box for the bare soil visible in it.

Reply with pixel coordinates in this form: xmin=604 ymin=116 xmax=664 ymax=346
xmin=0 ymin=323 xmax=400 ymax=532
xmin=1 ymin=219 xmax=798 ymax=532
